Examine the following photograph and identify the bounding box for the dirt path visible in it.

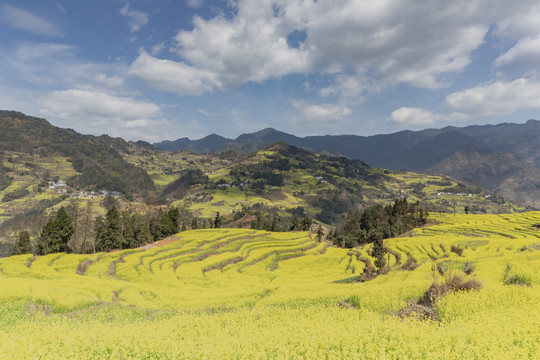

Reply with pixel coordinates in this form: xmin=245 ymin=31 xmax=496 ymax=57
xmin=139 ymin=235 xmax=181 ymax=249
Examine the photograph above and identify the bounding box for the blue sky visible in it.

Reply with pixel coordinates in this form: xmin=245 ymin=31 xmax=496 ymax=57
xmin=1 ymin=0 xmax=540 ymax=142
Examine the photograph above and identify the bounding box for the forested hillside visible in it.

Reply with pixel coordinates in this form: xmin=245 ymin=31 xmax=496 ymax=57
xmin=0 ymin=111 xmax=154 ymax=198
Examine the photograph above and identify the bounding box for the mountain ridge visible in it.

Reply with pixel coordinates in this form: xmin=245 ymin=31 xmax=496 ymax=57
xmin=153 ymin=120 xmax=540 ymax=207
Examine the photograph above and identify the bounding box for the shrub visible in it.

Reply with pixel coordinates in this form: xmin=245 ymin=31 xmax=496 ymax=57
xmin=401 ymin=256 xmax=419 ymax=271
xmin=464 ymin=261 xmax=474 ymax=275
xmin=504 ymin=274 xmax=532 ymax=287
xmin=420 ymin=275 xmax=482 ymax=307
xmin=437 ymin=262 xmax=447 ymax=276
xmin=450 ymin=245 xmax=463 ymax=256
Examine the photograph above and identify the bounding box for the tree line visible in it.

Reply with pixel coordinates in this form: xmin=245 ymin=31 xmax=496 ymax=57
xmin=11 ymin=205 xmax=184 ymax=256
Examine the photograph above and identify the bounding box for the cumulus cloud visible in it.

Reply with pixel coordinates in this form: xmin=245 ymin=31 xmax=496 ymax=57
xmin=120 ymin=4 xmax=148 ymax=32
xmin=492 ymin=6 xmax=540 ymax=73
xmin=171 ymin=8 xmax=311 ymax=89
xmin=446 ymin=78 xmax=540 ymax=117
xmin=387 ymin=107 xmax=439 ymax=126
xmin=389 ymin=78 xmax=540 ymax=126
xmin=39 ymin=89 xmax=166 ymax=139
xmin=129 ymin=0 xmax=538 ymax=101
xmin=495 ymin=5 xmax=540 ymax=38
xmin=0 ymin=5 xmax=64 ymax=37
xmin=292 ymin=101 xmax=351 ymax=124
xmin=495 ymin=36 xmax=540 ymax=71
xmin=128 ymin=50 xmax=220 ymax=96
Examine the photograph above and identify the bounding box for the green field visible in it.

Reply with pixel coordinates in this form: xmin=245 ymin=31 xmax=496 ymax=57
xmin=0 ymin=212 xmax=539 ymax=358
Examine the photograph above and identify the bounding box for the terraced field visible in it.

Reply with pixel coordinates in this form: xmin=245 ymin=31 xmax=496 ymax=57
xmin=0 ymin=212 xmax=539 ymax=359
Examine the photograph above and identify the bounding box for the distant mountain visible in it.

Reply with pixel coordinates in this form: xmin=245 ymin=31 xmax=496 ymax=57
xmin=428 ymin=146 xmax=540 ymax=208
xmin=153 ymin=134 xmax=232 ymax=153
xmin=155 ymin=137 xmax=192 ymax=152
xmin=154 ymin=120 xmax=540 ymax=208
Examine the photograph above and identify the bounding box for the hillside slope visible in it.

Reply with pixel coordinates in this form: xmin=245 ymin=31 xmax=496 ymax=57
xmin=145 ymin=142 xmax=522 ymax=223
xmin=0 ymin=111 xmax=154 ymax=197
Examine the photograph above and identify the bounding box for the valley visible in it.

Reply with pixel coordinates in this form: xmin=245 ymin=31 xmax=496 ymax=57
xmin=0 ymin=111 xmax=538 ymax=359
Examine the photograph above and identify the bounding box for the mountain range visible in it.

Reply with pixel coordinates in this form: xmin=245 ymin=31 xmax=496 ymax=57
xmin=154 ymin=120 xmax=540 ymax=208
xmin=0 ymin=110 xmax=532 ymax=255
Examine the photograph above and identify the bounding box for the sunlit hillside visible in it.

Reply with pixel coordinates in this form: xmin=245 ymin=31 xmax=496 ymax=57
xmin=1 ymin=212 xmax=539 ymax=359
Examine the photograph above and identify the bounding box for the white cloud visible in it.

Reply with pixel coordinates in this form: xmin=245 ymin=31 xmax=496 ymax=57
xmin=491 ymin=5 xmax=540 ymax=74
xmin=130 ymin=0 xmax=539 ymax=103
xmin=94 ymin=73 xmax=125 ymax=88
xmin=387 ymin=107 xmax=439 ymax=126
xmin=38 ymin=89 xmax=165 ymax=139
xmin=318 ymin=74 xmax=366 ymax=104
xmin=495 ymin=5 xmax=540 ymax=39
xmin=446 ymin=78 xmax=540 ymax=116
xmin=172 ymin=9 xmax=310 ymax=89
xmin=495 ymin=36 xmax=540 ymax=71
xmin=0 ymin=5 xmax=64 ymax=37
xmin=119 ymin=4 xmax=148 ymax=32
xmin=128 ymin=50 xmax=220 ymax=96
xmin=292 ymin=101 xmax=351 ymax=125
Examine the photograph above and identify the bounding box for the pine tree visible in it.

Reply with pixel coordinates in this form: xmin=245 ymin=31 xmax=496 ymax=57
xmin=95 ymin=206 xmax=124 ymax=252
xmin=214 ymin=212 xmax=222 ymax=228
xmin=36 ymin=207 xmax=74 ymax=255
xmin=372 ymin=236 xmax=387 ymax=270
xmin=271 ymin=215 xmax=278 ymax=232
xmin=132 ymin=213 xmax=151 ymax=247
xmin=301 ymin=216 xmax=312 ymax=231
xmin=168 ymin=207 xmax=180 ymax=230
xmin=316 ymin=225 xmax=323 ymax=242
xmin=290 ymin=216 xmax=300 ymax=231
xmin=12 ymin=231 xmax=32 ymax=255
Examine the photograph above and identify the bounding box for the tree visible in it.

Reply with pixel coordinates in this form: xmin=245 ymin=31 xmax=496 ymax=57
xmin=290 ymin=216 xmax=301 ymax=231
xmin=464 ymin=205 xmax=470 ymax=214
xmin=316 ymin=225 xmax=324 ymax=242
xmin=124 ymin=212 xmax=151 ymax=248
xmin=95 ymin=206 xmax=124 ymax=252
xmin=80 ymin=201 xmax=96 ymax=254
xmin=214 ymin=212 xmax=222 ymax=229
xmin=168 ymin=207 xmax=180 ymax=231
xmin=271 ymin=215 xmax=279 ymax=232
xmin=12 ymin=231 xmax=32 ymax=255
xmin=36 ymin=207 xmax=74 ymax=255
xmin=301 ymin=216 xmax=312 ymax=231
xmin=372 ymin=236 xmax=387 ymax=270
xmin=149 ymin=208 xmax=177 ymax=240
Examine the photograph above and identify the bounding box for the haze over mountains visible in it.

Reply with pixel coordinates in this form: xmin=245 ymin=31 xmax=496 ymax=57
xmin=155 ymin=120 xmax=540 ymax=208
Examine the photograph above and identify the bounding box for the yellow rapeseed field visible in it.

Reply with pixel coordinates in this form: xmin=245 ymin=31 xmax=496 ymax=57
xmin=0 ymin=212 xmax=539 ymax=359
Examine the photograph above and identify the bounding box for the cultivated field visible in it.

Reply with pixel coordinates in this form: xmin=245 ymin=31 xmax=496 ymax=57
xmin=0 ymin=212 xmax=539 ymax=359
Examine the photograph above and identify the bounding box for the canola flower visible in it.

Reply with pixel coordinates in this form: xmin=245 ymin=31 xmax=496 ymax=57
xmin=0 ymin=212 xmax=538 ymax=359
